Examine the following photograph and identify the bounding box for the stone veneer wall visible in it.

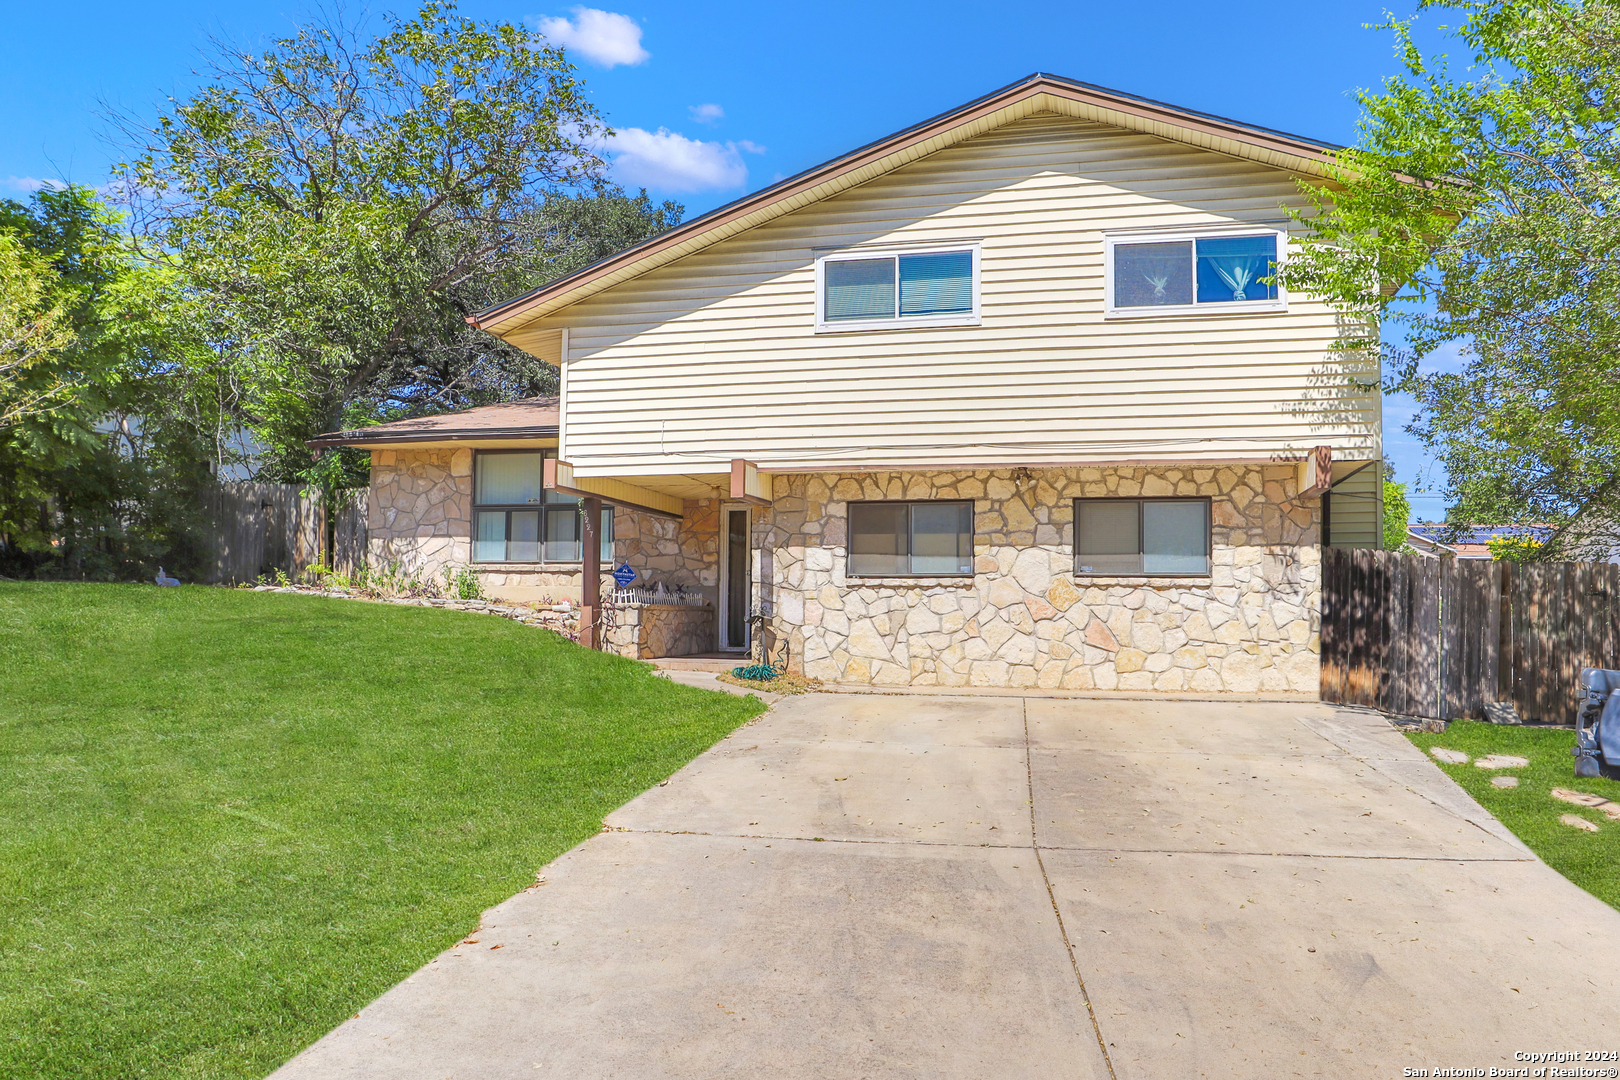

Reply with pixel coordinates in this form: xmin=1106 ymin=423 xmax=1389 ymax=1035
xmin=605 ymin=604 xmax=716 ymax=660
xmin=367 ymin=448 xmax=579 ymax=598
xmin=367 ymin=448 xmax=471 ymax=575
xmin=366 ymin=449 xmax=722 ymax=605
xmin=757 ymin=466 xmax=1320 ymax=692
xmin=611 ymin=498 xmax=722 ymax=603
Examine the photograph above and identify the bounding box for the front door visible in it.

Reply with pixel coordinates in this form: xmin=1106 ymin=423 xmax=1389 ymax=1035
xmin=719 ymin=507 xmax=750 ymax=652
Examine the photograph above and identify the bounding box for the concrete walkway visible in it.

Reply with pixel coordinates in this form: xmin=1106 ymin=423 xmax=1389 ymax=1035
xmin=272 ymin=695 xmax=1620 ymax=1079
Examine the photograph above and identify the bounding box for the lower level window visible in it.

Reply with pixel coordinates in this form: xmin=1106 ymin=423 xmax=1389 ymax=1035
xmin=848 ymin=501 xmax=973 ymax=577
xmin=1075 ymin=498 xmax=1209 ymax=576
xmin=472 ymin=450 xmax=612 ymax=563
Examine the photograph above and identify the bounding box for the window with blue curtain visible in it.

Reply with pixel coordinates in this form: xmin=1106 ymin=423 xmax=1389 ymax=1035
xmin=1195 ymin=235 xmax=1277 ymax=303
xmin=1112 ymin=233 xmax=1279 ymax=308
xmin=823 ymin=248 xmax=974 ymax=324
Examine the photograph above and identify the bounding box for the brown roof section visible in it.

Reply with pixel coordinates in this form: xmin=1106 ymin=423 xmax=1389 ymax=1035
xmin=471 ymin=72 xmax=1342 ymax=337
xmin=306 ymin=397 xmax=559 ymax=449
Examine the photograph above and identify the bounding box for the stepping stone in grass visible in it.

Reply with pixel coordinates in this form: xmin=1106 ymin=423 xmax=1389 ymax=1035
xmin=1560 ymin=814 xmax=1600 ymax=832
xmin=1551 ymin=788 xmax=1620 ymax=821
xmin=1474 ymin=754 xmax=1530 ymax=770
xmin=1430 ymin=747 xmax=1470 ymax=764
xmin=1491 ymin=776 xmax=1519 ymax=788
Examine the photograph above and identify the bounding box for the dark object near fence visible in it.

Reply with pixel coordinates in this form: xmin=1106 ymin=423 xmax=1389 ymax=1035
xmin=1321 ymin=549 xmax=1620 ymax=723
xmin=1575 ymin=668 xmax=1620 ymax=779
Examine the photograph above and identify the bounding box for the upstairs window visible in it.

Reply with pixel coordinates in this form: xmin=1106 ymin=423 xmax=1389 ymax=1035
xmin=472 ymin=450 xmax=612 ymax=564
xmin=817 ymin=245 xmax=980 ymax=331
xmin=848 ymin=501 xmax=974 ymax=577
xmin=1106 ymin=230 xmax=1283 ymax=315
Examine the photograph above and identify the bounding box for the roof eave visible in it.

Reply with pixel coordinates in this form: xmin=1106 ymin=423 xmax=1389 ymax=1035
xmin=471 ymin=72 xmax=1341 ymax=336
xmin=305 ymin=426 xmax=560 ymax=450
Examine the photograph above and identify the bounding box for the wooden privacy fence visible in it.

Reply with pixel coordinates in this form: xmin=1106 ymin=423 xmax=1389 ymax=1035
xmin=202 ymin=483 xmax=368 ymax=584
xmin=331 ymin=489 xmax=368 ymax=577
xmin=1321 ymin=548 xmax=1620 ymax=723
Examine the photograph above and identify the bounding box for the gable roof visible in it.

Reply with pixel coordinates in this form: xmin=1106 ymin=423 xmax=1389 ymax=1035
xmin=472 ymin=72 xmax=1342 ymax=350
xmin=307 ymin=396 xmax=559 ymax=449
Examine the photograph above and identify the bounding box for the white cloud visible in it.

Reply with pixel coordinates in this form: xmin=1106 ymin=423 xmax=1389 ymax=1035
xmin=735 ymin=140 xmax=766 ymax=155
xmin=688 ymin=103 xmax=724 ymax=125
xmin=3 ymin=176 xmax=67 ymax=193
xmin=601 ymin=128 xmax=749 ymax=192
xmin=534 ymin=7 xmax=649 ymax=67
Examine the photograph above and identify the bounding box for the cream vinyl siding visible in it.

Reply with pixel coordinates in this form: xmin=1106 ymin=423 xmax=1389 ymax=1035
xmin=545 ymin=113 xmax=1380 ymax=476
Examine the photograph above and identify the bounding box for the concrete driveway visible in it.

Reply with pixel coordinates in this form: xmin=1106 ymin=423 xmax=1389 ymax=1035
xmin=272 ymin=694 xmax=1620 ymax=1079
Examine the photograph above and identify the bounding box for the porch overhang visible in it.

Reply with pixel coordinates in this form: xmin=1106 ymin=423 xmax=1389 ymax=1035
xmin=544 ymin=458 xmax=686 ymax=520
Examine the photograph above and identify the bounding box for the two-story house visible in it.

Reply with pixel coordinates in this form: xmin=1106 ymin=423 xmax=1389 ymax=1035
xmin=312 ymin=73 xmax=1383 ymax=693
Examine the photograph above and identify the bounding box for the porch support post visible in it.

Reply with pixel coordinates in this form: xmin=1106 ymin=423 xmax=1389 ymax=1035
xmin=581 ymin=496 xmax=602 ymax=650
xmin=1297 ymin=445 xmax=1333 ymax=500
xmin=729 ymin=459 xmax=771 ymax=507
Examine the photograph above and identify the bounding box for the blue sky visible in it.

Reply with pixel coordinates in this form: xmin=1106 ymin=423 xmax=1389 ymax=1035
xmin=0 ymin=0 xmax=1449 ymax=517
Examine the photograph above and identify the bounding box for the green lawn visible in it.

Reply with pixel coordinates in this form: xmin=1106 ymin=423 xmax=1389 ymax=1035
xmin=1408 ymin=720 xmax=1620 ymax=910
xmin=0 ymin=583 xmax=764 ymax=1080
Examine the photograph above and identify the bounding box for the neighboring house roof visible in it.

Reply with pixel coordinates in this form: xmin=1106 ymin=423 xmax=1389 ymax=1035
xmin=470 ymin=72 xmax=1343 ymax=350
xmin=1407 ymin=523 xmax=1551 ymax=560
xmin=306 ymin=397 xmax=559 ymax=449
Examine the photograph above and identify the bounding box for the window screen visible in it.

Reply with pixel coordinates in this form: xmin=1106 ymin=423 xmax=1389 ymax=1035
xmin=1075 ymin=500 xmax=1142 ymax=575
xmin=1142 ymin=501 xmax=1208 ymax=573
xmin=823 ymin=249 xmax=974 ymax=324
xmin=1076 ymin=499 xmax=1209 ymax=576
xmin=848 ymin=502 xmax=972 ymax=577
xmin=824 ymin=258 xmax=896 ymax=322
xmin=1113 ymin=241 xmax=1193 ymax=307
xmin=1112 ymin=234 xmax=1278 ymax=308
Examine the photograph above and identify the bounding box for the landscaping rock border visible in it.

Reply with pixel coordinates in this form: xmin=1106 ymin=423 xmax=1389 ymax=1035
xmin=245 ymin=584 xmax=582 ymax=636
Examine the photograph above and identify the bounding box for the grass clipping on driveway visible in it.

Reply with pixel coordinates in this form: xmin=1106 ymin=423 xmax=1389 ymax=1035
xmin=716 ymin=670 xmax=820 ymax=694
xmin=0 ymin=583 xmax=764 ymax=1080
xmin=1408 ymin=720 xmax=1620 ymax=910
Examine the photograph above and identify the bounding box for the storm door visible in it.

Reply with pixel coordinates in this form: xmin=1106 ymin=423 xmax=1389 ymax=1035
xmin=719 ymin=507 xmax=751 ymax=652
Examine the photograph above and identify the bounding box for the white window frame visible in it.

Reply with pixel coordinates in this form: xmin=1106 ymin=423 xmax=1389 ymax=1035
xmin=1103 ymin=226 xmax=1289 ymax=319
xmin=814 ymin=241 xmax=982 ymax=333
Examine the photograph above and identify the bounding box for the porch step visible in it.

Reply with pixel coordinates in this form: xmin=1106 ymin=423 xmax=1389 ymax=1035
xmin=651 ymin=653 xmax=747 ymax=674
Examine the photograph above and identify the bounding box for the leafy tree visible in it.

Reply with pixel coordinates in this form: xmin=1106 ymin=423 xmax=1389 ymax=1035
xmin=1283 ymin=0 xmax=1620 ymax=560
xmin=0 ymin=187 xmax=221 ymax=580
xmin=115 ymin=1 xmax=676 ymax=484
xmin=0 ymin=231 xmax=73 ymax=428
xmin=302 ymin=182 xmax=682 ymax=491
xmin=1382 ymin=478 xmax=1413 ymax=551
xmin=1487 ymin=533 xmax=1547 ymax=561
